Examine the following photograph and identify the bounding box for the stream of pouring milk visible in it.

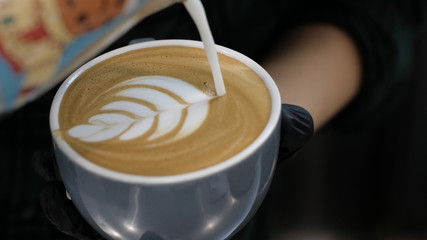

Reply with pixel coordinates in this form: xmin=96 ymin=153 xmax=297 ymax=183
xmin=183 ymin=0 xmax=226 ymax=96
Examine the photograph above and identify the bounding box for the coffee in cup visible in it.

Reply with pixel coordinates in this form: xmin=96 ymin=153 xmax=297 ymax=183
xmin=55 ymin=44 xmax=271 ymax=176
xmin=50 ymin=40 xmax=281 ymax=240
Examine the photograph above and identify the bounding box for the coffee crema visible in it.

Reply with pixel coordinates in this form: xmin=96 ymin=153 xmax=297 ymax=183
xmin=57 ymin=46 xmax=271 ymax=176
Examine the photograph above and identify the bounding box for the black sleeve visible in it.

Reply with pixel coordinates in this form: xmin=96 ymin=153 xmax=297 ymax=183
xmin=280 ymin=0 xmax=427 ymax=128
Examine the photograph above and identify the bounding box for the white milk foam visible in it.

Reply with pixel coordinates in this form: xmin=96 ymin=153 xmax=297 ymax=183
xmin=68 ymin=0 xmax=224 ymax=145
xmin=68 ymin=76 xmax=212 ymax=143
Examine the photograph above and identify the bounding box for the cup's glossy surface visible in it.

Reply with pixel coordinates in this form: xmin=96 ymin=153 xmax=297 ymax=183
xmin=50 ymin=40 xmax=281 ymax=240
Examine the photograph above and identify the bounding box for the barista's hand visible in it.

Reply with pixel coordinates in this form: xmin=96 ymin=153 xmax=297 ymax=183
xmin=278 ymin=104 xmax=314 ymax=164
xmin=34 ymin=104 xmax=312 ymax=240
xmin=34 ymin=152 xmax=166 ymax=240
xmin=33 ymin=152 xmax=106 ymax=240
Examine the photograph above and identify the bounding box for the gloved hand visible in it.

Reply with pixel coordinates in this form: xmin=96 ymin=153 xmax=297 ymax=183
xmin=34 ymin=104 xmax=313 ymax=240
xmin=33 ymin=151 xmax=106 ymax=240
xmin=278 ymin=104 xmax=314 ymax=164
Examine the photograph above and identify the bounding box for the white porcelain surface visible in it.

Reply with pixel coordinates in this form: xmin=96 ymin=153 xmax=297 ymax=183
xmin=50 ymin=40 xmax=281 ymax=240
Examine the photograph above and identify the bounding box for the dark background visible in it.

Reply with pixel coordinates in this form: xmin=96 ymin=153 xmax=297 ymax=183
xmin=1 ymin=24 xmax=427 ymax=240
xmin=257 ymin=26 xmax=427 ymax=239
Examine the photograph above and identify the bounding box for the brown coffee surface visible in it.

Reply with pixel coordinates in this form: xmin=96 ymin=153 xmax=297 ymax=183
xmin=58 ymin=46 xmax=271 ymax=176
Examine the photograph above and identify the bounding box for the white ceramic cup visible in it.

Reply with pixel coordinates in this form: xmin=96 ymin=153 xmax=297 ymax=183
xmin=50 ymin=40 xmax=281 ymax=240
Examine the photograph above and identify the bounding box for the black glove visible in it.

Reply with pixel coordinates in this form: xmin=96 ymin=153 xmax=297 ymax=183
xmin=33 ymin=151 xmax=106 ymax=240
xmin=34 ymin=104 xmax=313 ymax=240
xmin=278 ymin=104 xmax=314 ymax=165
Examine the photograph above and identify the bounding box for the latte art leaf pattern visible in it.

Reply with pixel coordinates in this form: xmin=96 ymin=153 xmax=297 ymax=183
xmin=68 ymin=76 xmax=213 ymax=143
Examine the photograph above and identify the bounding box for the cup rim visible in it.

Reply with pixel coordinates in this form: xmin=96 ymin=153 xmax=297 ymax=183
xmin=50 ymin=39 xmax=281 ymax=185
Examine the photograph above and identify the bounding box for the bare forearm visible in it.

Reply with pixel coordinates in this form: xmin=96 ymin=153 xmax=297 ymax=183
xmin=263 ymin=24 xmax=362 ymax=130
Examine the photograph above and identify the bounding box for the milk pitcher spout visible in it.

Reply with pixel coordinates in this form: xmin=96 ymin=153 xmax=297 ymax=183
xmin=0 ymin=0 xmax=185 ymax=115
